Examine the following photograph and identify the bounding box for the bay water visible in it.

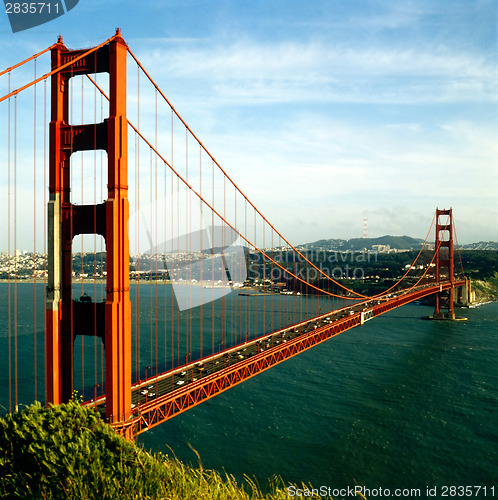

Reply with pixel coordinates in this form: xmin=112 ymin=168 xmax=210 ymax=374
xmin=0 ymin=283 xmax=496 ymax=492
xmin=138 ymin=299 xmax=498 ymax=491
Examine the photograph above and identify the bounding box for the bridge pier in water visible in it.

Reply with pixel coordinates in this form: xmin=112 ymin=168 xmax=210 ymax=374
xmin=45 ymin=31 xmax=132 ymax=427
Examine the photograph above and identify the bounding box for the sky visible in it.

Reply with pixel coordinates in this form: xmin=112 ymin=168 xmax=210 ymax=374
xmin=0 ymin=0 xmax=497 ymax=245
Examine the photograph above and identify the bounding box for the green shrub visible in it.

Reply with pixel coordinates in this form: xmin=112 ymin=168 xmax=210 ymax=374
xmin=0 ymin=402 xmax=293 ymax=499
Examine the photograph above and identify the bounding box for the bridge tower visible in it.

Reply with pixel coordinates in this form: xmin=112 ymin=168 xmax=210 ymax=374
xmin=45 ymin=31 xmax=131 ymax=424
xmin=433 ymin=208 xmax=455 ymax=319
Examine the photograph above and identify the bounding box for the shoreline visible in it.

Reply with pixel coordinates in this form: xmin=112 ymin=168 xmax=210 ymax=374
xmin=0 ymin=278 xmax=242 ymax=289
xmin=0 ymin=279 xmax=494 ymax=305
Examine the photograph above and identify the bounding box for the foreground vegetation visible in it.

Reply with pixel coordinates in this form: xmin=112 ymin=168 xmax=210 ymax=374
xmin=0 ymin=402 xmax=299 ymax=500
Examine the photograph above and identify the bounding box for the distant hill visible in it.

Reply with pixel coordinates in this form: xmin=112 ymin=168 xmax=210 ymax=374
xmin=300 ymin=235 xmax=426 ymax=252
xmin=299 ymin=236 xmax=498 ymax=252
xmin=459 ymin=241 xmax=498 ymax=251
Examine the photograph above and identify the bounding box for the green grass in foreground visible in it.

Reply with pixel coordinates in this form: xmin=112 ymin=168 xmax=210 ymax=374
xmin=0 ymin=401 xmax=328 ymax=500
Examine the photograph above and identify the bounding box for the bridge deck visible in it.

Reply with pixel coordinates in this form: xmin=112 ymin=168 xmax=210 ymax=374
xmin=83 ymin=280 xmax=465 ymax=437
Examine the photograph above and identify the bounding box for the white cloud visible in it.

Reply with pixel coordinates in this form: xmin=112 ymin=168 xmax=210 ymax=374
xmin=1 ymin=1 xmax=496 ymax=246
xmin=138 ymin=38 xmax=497 ymax=106
xmin=188 ymin=111 xmax=497 ymax=243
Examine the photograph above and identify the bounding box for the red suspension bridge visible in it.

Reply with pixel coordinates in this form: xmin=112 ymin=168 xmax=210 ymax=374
xmin=0 ymin=31 xmax=470 ymax=439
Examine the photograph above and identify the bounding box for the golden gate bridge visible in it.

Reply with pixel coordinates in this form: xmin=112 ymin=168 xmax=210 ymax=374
xmin=0 ymin=31 xmax=470 ymax=439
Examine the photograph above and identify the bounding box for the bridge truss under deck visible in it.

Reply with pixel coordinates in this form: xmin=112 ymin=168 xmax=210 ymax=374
xmin=82 ymin=280 xmax=465 ymax=438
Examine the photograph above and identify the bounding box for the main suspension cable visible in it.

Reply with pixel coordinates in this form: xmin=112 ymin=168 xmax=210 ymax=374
xmin=125 ymin=46 xmax=368 ymax=299
xmin=85 ymin=71 xmax=440 ymax=303
xmin=369 ymin=213 xmax=436 ymax=298
xmin=0 ymin=42 xmax=57 ymax=78
xmin=83 ymin=75 xmax=358 ymax=301
xmin=453 ymin=216 xmax=466 ymax=278
xmin=0 ymin=34 xmax=117 ymax=103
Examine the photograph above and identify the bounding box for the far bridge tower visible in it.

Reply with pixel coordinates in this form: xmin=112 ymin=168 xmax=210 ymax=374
xmin=433 ymin=208 xmax=455 ymax=319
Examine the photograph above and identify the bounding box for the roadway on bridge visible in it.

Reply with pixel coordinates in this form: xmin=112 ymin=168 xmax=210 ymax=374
xmin=89 ymin=283 xmax=439 ymax=419
xmin=83 ymin=279 xmax=466 ymax=437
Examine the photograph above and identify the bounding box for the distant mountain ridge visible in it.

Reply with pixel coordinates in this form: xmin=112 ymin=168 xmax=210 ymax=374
xmin=299 ymin=236 xmax=498 ymax=252
xmin=299 ymin=235 xmax=425 ymax=252
xmin=459 ymin=241 xmax=498 ymax=250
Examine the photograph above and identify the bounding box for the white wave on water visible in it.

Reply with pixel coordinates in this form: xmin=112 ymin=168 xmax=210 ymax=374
xmin=469 ymin=300 xmax=494 ymax=308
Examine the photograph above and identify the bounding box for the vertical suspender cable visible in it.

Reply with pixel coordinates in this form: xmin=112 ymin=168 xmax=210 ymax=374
xmin=136 ymin=65 xmax=141 ymax=380
xmin=134 ymin=133 xmax=139 ymax=379
xmin=33 ymin=60 xmax=38 ymax=401
xmin=262 ymin=220 xmax=266 ymax=335
xmin=185 ymin=129 xmax=190 ymax=364
xmin=199 ymin=145 xmax=203 ymax=358
xmin=170 ymin=113 xmax=174 ymax=369
xmin=270 ymin=226 xmax=274 ymax=339
xmin=176 ymin=171 xmax=180 ymax=366
xmin=70 ymin=68 xmax=76 ymax=394
xmin=188 ymin=136 xmax=193 ymax=363
xmin=161 ymin=89 xmax=167 ymax=371
xmin=234 ymin=186 xmax=237 ymax=343
xmin=254 ymin=207 xmax=257 ymax=337
xmin=211 ymin=160 xmax=215 ymax=356
xmin=170 ymin=167 xmax=174 ymax=369
xmin=244 ymin=198 xmax=247 ymax=341
xmin=43 ymin=78 xmax=48 ymax=402
xmin=80 ymin=75 xmax=85 ymax=399
xmin=69 ymin=64 xmax=75 ymax=399
xmin=150 ymin=147 xmax=153 ymax=374
xmin=279 ymin=234 xmax=282 ymax=330
xmin=245 ymin=199 xmax=249 ymax=341
xmin=7 ymin=73 xmax=11 ymax=412
xmin=453 ymin=218 xmax=466 ymax=278
xmin=93 ymin=58 xmax=98 ymax=398
xmin=222 ymin=175 xmax=226 ymax=349
xmin=14 ymin=95 xmax=18 ymax=410
xmin=154 ymin=89 xmax=158 ymax=376
xmin=164 ymin=156 xmax=167 ymax=369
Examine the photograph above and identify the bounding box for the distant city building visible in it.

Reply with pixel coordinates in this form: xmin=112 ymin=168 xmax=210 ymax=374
xmin=371 ymin=244 xmax=390 ymax=253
